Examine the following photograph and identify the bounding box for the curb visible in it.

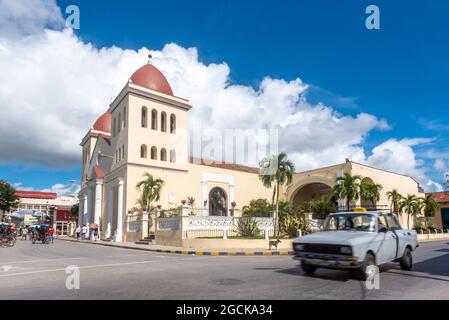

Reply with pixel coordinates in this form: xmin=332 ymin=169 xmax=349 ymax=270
xmin=58 ymin=237 xmax=294 ymax=256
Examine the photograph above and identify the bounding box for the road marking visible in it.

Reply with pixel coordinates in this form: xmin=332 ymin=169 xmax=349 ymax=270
xmin=0 ymin=256 xmax=213 ymax=278
xmin=0 ymin=252 xmax=165 ymax=265
xmin=0 ymin=265 xmax=25 ymax=272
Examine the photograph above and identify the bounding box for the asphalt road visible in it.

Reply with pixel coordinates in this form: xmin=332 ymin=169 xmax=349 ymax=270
xmin=0 ymin=239 xmax=448 ymax=299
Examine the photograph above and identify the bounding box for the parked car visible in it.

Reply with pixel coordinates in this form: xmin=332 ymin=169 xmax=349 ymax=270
xmin=292 ymin=209 xmax=418 ymax=280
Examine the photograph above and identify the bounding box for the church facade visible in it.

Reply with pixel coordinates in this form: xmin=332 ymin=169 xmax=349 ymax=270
xmin=79 ymin=62 xmax=424 ymax=242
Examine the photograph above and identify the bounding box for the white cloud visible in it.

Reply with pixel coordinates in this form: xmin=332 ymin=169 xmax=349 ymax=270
xmin=13 ymin=181 xmax=80 ymax=197
xmin=0 ymin=0 xmax=441 ymax=192
xmin=0 ymin=0 xmax=63 ymax=38
xmin=41 ymin=182 xmax=80 ymax=196
xmin=366 ymin=138 xmax=443 ymax=192
xmin=434 ymin=159 xmax=446 ymax=171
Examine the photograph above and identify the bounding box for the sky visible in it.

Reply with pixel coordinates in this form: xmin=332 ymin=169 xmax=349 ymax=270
xmin=0 ymin=0 xmax=448 ymax=195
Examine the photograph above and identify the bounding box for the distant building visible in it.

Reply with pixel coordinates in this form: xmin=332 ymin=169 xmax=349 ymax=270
xmin=426 ymin=192 xmax=449 ymax=231
xmin=16 ymin=190 xmax=78 ymax=235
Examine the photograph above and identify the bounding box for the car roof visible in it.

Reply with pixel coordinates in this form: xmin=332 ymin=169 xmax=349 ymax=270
xmin=328 ymin=211 xmax=390 ymax=216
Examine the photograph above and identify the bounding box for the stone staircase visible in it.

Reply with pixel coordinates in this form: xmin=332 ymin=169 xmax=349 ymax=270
xmin=135 ymin=234 xmax=155 ymax=245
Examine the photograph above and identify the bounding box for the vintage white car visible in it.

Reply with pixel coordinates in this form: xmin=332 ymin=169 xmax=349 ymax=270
xmin=292 ymin=210 xmax=419 ymax=280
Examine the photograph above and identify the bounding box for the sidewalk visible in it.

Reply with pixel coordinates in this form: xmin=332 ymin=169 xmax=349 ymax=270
xmin=58 ymin=236 xmax=293 ymax=256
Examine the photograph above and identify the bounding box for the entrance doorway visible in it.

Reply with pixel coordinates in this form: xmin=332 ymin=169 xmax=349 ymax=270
xmin=209 ymin=187 xmax=228 ymax=216
xmin=442 ymin=208 xmax=449 ymax=231
xmin=56 ymin=222 xmax=68 ymax=235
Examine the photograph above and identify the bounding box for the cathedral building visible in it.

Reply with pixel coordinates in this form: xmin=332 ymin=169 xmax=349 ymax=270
xmin=79 ymin=62 xmax=423 ymax=242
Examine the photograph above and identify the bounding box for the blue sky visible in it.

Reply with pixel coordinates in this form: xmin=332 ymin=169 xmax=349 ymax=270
xmin=0 ymin=0 xmax=448 ymax=193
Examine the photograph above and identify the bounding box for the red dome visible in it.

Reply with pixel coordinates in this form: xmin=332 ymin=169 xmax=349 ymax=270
xmin=130 ymin=64 xmax=173 ymax=96
xmin=92 ymin=112 xmax=111 ymax=133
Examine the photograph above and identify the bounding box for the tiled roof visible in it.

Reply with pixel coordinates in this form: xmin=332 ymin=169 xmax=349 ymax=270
xmin=15 ymin=190 xmax=57 ymax=200
xmin=188 ymin=156 xmax=259 ymax=174
xmin=94 ymin=165 xmax=105 ymax=178
xmin=426 ymin=191 xmax=449 ymax=203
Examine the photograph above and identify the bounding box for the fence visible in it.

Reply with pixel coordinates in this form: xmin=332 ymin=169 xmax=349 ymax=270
xmin=156 ymin=216 xmax=274 ymax=240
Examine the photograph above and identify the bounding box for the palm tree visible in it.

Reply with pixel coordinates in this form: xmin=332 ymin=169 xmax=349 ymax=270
xmin=333 ymin=173 xmax=362 ymax=211
xmin=360 ymin=181 xmax=383 ymax=209
xmin=420 ymin=194 xmax=439 ymax=226
xmin=386 ymin=189 xmax=402 ymax=214
xmin=259 ymin=152 xmax=295 ymax=236
xmin=399 ymin=194 xmax=419 ymax=229
xmin=312 ymin=196 xmax=337 ymax=219
xmin=136 ymin=172 xmax=165 ymax=213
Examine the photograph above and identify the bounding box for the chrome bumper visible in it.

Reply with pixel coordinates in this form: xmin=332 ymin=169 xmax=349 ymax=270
xmin=294 ymin=252 xmax=362 ymax=269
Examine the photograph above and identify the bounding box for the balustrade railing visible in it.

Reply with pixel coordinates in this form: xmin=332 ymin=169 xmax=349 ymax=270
xmin=156 ymin=215 xmax=274 ymax=239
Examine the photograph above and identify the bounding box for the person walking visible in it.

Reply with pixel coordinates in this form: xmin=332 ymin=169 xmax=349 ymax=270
xmin=21 ymin=227 xmax=28 ymax=240
xmin=81 ymin=225 xmax=87 ymax=240
xmin=75 ymin=225 xmax=81 ymax=239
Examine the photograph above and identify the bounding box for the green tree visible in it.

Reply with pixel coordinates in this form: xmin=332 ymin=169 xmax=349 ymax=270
xmin=399 ymin=194 xmax=419 ymax=229
xmin=312 ymin=196 xmax=337 ymax=219
xmin=386 ymin=189 xmax=402 ymax=214
xmin=259 ymin=153 xmax=295 ymax=236
xmin=360 ymin=181 xmax=383 ymax=209
xmin=420 ymin=194 xmax=439 ymax=226
xmin=0 ymin=180 xmax=19 ymax=220
xmin=242 ymin=199 xmax=274 ymax=217
xmin=333 ymin=173 xmax=362 ymax=211
xmin=70 ymin=203 xmax=79 ymax=218
xmin=136 ymin=173 xmax=164 ymax=213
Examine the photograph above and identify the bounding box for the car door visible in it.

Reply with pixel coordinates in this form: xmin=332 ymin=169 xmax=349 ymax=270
xmin=375 ymin=215 xmax=397 ymax=264
xmin=386 ymin=214 xmax=409 ymax=258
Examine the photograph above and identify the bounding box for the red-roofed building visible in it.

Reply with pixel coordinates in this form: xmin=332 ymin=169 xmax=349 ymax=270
xmin=426 ymin=192 xmax=449 ymax=231
xmin=16 ymin=190 xmax=78 ymax=235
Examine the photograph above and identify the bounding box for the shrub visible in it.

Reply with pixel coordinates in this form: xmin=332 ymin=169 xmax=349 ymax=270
xmin=236 ymin=218 xmax=261 ymax=237
xmin=242 ymin=199 xmax=274 ymax=217
xmin=279 ymin=215 xmax=310 ymax=238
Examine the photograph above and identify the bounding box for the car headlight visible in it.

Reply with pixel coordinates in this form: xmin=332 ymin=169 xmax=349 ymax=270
xmin=294 ymin=244 xmax=305 ymax=251
xmin=340 ymin=246 xmax=352 ymax=254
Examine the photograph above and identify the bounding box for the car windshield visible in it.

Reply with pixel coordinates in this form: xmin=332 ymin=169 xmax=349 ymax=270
xmin=323 ymin=214 xmax=376 ymax=232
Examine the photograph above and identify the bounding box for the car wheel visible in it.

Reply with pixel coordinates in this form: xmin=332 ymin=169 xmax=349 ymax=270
xmin=399 ymin=248 xmax=413 ymax=270
xmin=301 ymin=261 xmax=317 ymax=275
xmin=354 ymin=253 xmax=376 ymax=281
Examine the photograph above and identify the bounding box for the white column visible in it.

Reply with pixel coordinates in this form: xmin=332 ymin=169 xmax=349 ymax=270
xmin=201 ymin=181 xmax=208 ymax=215
xmin=78 ymin=194 xmax=83 ymax=227
xmin=94 ymin=180 xmax=103 ymax=226
xmin=228 ymin=184 xmax=235 ymax=217
xmin=105 ymin=187 xmax=113 ymax=238
xmin=83 ymin=195 xmax=88 ymax=226
xmin=114 ymin=179 xmax=124 ymax=242
xmin=87 ymin=187 xmax=93 ymax=223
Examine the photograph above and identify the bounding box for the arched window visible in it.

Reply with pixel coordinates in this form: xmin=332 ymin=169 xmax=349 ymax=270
xmin=151 ymin=109 xmax=158 ymax=130
xmin=113 ymin=118 xmax=117 ymax=137
xmin=151 ymin=146 xmax=157 ymax=160
xmin=170 ymin=114 xmax=176 ymax=133
xmin=118 ymin=149 xmax=121 ymax=162
xmin=122 ymin=145 xmax=125 ymax=160
xmin=118 ymin=112 xmax=121 ymax=133
xmin=140 ymin=145 xmax=147 ymax=158
xmin=141 ymin=107 xmax=148 ymax=128
xmin=160 ymin=148 xmax=167 ymax=161
xmin=123 ymin=107 xmax=126 ymax=128
xmin=170 ymin=149 xmax=176 ymax=163
xmin=161 ymin=112 xmax=167 ymax=132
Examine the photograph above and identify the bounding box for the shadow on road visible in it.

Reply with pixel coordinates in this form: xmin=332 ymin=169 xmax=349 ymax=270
xmin=274 ymin=264 xmax=353 ymax=282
